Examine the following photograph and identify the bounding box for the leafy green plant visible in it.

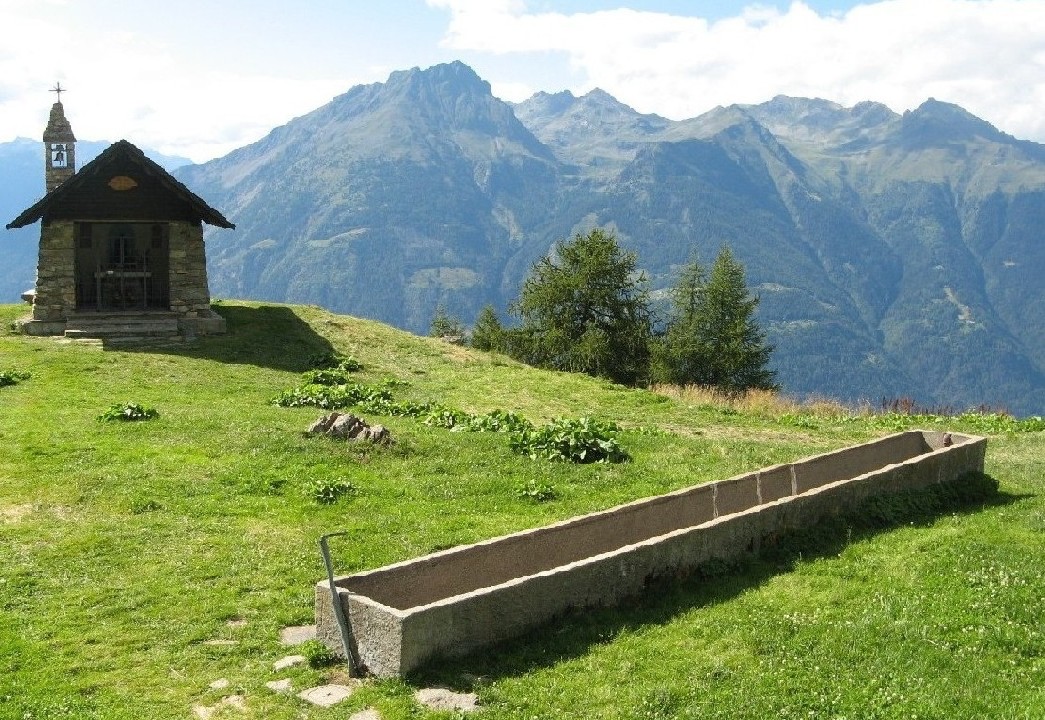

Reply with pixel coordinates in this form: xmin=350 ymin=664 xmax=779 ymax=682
xmin=305 ymin=476 xmax=357 ymax=504
xmin=300 ymin=368 xmax=351 ymax=386
xmin=516 ymin=479 xmax=557 ymax=502
xmin=509 ymin=417 xmax=628 ymax=463
xmin=299 ymin=639 xmax=339 ymax=668
xmin=0 ymin=369 xmax=30 ymax=387
xmin=336 ymin=356 xmax=363 ymax=373
xmin=307 ymin=351 xmax=363 ymax=372
xmin=272 ymin=383 xmax=392 ymax=410
xmin=98 ymin=402 xmax=159 ymax=422
xmin=423 ymin=407 xmax=468 ymax=429
xmin=454 ymin=409 xmax=533 ymax=433
xmin=274 ymin=380 xmax=631 ymax=464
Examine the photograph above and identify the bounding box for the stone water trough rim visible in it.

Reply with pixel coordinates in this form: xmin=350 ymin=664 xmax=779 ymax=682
xmin=331 ymin=429 xmax=977 ymax=614
xmin=317 ymin=429 xmax=987 ymax=676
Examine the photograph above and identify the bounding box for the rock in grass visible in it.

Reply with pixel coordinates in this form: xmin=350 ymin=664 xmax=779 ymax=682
xmin=307 ymin=412 xmax=391 ymax=444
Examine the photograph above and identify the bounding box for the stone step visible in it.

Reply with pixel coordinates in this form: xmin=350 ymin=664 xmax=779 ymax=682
xmin=65 ymin=312 xmax=180 ymax=339
xmin=65 ymin=326 xmax=180 ymax=338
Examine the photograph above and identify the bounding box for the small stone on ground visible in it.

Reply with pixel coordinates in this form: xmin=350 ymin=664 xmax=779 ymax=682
xmin=298 ymin=684 xmax=354 ymax=708
xmin=415 ymin=688 xmax=479 ymax=712
xmin=209 ymin=678 xmax=229 ymax=690
xmin=273 ymin=654 xmax=306 ymax=671
xmin=279 ymin=624 xmax=316 ymax=645
xmin=266 ymin=678 xmax=293 ymax=694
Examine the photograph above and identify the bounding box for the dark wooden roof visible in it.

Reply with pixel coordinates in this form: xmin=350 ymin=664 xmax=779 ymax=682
xmin=6 ymin=140 xmax=235 ymax=229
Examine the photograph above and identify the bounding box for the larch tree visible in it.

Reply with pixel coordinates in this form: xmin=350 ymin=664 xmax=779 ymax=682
xmin=511 ymin=228 xmax=652 ymax=386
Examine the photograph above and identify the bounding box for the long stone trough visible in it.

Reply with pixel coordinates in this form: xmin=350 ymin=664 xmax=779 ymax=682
xmin=316 ymin=430 xmax=987 ymax=677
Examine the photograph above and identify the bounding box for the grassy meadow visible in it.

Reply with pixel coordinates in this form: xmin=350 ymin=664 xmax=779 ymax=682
xmin=1 ymin=300 xmax=1042 ymax=719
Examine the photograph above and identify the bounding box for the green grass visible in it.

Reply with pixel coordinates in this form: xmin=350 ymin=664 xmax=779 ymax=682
xmin=1 ymin=301 xmax=1042 ymax=719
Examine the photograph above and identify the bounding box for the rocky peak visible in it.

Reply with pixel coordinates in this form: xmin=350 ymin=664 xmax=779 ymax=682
xmin=901 ymin=98 xmax=1010 ymax=146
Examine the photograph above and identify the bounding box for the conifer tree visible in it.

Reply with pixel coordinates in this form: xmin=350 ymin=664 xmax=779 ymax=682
xmin=429 ymin=304 xmax=464 ymax=341
xmin=655 ymin=247 xmax=776 ymax=392
xmin=511 ymin=228 xmax=652 ymax=385
xmin=470 ymin=304 xmax=504 ymax=351
xmin=651 ymin=257 xmax=709 ymax=385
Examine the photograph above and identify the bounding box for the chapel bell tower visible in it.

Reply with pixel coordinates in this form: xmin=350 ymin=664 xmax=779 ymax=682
xmin=43 ymin=83 xmax=76 ymax=193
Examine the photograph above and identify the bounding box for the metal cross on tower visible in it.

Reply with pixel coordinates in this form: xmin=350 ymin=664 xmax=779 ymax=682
xmin=50 ymin=82 xmax=66 ymax=102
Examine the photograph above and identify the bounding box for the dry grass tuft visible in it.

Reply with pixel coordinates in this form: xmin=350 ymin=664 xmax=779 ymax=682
xmin=649 ymin=384 xmax=854 ymax=418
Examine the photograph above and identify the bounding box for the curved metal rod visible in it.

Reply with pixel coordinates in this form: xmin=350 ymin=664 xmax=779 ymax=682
xmin=319 ymin=532 xmax=359 ymax=675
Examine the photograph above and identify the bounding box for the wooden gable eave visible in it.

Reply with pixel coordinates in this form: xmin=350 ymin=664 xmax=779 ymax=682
xmin=5 ymin=140 xmax=235 ymax=230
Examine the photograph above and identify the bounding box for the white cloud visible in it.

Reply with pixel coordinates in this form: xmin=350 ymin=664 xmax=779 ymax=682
xmin=428 ymin=0 xmax=1045 ymax=142
xmin=0 ymin=1 xmax=354 ymax=162
xmin=3 ymin=0 xmax=1044 ymax=160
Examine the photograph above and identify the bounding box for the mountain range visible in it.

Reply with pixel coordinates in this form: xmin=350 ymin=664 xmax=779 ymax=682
xmin=3 ymin=61 xmax=1044 ymax=415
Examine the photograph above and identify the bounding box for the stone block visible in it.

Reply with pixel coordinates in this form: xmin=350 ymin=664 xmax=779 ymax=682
xmin=758 ymin=464 xmax=793 ymax=502
xmin=714 ymin=473 xmax=759 ymax=517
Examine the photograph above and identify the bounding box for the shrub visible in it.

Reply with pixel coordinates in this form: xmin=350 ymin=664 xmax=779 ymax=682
xmin=470 ymin=304 xmax=505 ymax=351
xmin=430 ymin=305 xmax=465 ymax=341
xmin=509 ymin=417 xmax=628 ymax=463
xmin=98 ymin=402 xmax=159 ymax=422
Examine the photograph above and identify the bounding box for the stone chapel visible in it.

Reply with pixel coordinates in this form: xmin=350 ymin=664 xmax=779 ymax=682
xmin=6 ymin=94 xmax=233 ymax=340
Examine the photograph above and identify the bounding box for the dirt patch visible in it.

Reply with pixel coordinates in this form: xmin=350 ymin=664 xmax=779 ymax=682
xmin=0 ymin=504 xmax=34 ymax=523
xmin=1 ymin=504 xmax=79 ymax=524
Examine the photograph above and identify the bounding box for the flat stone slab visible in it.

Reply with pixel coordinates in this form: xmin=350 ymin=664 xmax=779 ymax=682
xmin=280 ymin=624 xmax=316 ymax=645
xmin=415 ymin=688 xmax=479 ymax=712
xmin=273 ymin=654 xmax=305 ymax=671
xmin=266 ymin=678 xmax=293 ymax=694
xmin=298 ymin=684 xmax=354 ymax=708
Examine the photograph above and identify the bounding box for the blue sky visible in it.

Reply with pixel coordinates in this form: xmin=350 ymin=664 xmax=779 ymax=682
xmin=1 ymin=0 xmax=1043 ymax=162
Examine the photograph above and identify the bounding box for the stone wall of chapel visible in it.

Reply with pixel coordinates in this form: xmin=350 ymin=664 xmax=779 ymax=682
xmin=167 ymin=220 xmax=213 ymax=317
xmin=32 ymin=220 xmax=76 ymax=322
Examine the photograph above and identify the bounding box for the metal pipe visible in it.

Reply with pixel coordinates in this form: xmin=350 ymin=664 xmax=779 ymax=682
xmin=319 ymin=532 xmax=359 ymax=675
